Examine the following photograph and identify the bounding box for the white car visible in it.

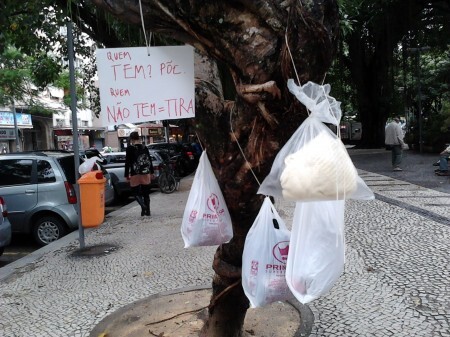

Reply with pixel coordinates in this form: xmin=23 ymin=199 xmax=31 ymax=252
xmin=0 ymin=196 xmax=12 ymax=256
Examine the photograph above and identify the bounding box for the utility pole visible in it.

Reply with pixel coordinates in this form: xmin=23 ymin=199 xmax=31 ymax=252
xmin=67 ymin=21 xmax=85 ymax=248
xmin=12 ymin=100 xmax=20 ymax=152
xmin=163 ymin=120 xmax=170 ymax=142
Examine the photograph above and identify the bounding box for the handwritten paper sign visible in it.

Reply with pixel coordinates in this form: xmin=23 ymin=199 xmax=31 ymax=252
xmin=96 ymin=46 xmax=195 ymax=126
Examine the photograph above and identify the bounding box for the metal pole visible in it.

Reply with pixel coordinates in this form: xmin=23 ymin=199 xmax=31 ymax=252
xmin=67 ymin=21 xmax=85 ymax=248
xmin=12 ymin=101 xmax=20 ymax=152
xmin=163 ymin=120 xmax=170 ymax=142
xmin=416 ymin=52 xmax=423 ymax=154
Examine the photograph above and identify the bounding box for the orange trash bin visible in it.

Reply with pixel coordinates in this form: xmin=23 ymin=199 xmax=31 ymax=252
xmin=78 ymin=170 xmax=106 ymax=228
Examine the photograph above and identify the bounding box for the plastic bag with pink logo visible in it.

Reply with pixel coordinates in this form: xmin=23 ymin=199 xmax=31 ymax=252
xmin=181 ymin=151 xmax=233 ymax=247
xmin=242 ymin=197 xmax=293 ymax=307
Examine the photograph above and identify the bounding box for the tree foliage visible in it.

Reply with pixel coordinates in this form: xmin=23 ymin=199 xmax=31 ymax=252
xmin=0 ymin=46 xmax=31 ymax=105
xmin=335 ymin=0 xmax=450 ymax=148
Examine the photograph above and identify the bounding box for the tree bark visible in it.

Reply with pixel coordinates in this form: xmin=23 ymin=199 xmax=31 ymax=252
xmin=89 ymin=1 xmax=339 ymax=335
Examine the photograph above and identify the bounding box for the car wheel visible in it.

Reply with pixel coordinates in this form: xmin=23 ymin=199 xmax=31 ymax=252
xmin=32 ymin=216 xmax=67 ymax=246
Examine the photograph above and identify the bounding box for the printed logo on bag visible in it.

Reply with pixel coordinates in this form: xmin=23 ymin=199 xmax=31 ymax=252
xmin=207 ymin=193 xmax=220 ymax=212
xmin=273 ymin=241 xmax=290 ymax=264
xmin=250 ymin=260 xmax=259 ymax=276
xmin=188 ymin=210 xmax=198 ymax=224
xmin=265 ymin=241 xmax=290 ymax=274
xmin=202 ymin=193 xmax=225 ymax=222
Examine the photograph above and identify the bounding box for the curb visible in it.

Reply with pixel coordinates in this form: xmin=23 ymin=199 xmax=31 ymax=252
xmin=89 ymin=284 xmax=314 ymax=337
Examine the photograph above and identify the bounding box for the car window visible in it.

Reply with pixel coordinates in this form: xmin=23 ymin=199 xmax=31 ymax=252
xmin=107 ymin=154 xmax=126 ymax=163
xmin=0 ymin=159 xmax=34 ymax=186
xmin=37 ymin=160 xmax=56 ymax=183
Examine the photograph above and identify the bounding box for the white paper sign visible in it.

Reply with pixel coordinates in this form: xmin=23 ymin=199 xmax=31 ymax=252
xmin=96 ymin=46 xmax=195 ymax=126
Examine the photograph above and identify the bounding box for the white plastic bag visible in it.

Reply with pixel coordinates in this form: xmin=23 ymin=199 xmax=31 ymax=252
xmin=79 ymin=156 xmax=100 ymax=175
xmin=285 ymin=200 xmax=345 ymax=304
xmin=181 ymin=152 xmax=233 ymax=247
xmin=258 ymin=79 xmax=374 ymax=202
xmin=242 ymin=197 xmax=292 ymax=307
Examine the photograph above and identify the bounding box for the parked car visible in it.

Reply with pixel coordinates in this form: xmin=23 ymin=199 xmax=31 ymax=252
xmin=0 ymin=151 xmax=114 ymax=246
xmin=102 ymin=150 xmax=164 ymax=199
xmin=0 ymin=196 xmax=12 ymax=256
xmin=147 ymin=142 xmax=197 ymax=176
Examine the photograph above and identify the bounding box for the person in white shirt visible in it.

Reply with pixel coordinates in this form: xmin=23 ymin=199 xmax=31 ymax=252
xmin=385 ymin=117 xmax=405 ymax=171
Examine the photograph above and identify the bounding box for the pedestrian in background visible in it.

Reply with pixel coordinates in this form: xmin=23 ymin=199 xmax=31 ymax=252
xmin=125 ymin=131 xmax=154 ymax=216
xmin=385 ymin=117 xmax=405 ymax=171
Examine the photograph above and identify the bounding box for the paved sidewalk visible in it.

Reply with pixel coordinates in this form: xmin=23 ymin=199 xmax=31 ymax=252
xmin=1 ymin=149 xmax=449 ymax=336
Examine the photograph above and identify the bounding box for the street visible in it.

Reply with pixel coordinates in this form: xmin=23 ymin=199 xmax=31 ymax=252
xmin=0 ymin=197 xmax=135 ymax=268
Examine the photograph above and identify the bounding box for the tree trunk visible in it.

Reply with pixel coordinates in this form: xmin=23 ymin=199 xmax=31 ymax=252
xmin=89 ymin=1 xmax=340 ymax=335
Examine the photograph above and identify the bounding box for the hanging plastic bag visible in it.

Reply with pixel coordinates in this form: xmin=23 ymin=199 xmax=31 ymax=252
xmin=181 ymin=151 xmax=233 ymax=247
xmin=280 ymin=130 xmax=357 ymax=201
xmin=79 ymin=156 xmax=100 ymax=175
xmin=285 ymin=200 xmax=345 ymax=304
xmin=258 ymin=79 xmax=374 ymax=202
xmin=242 ymin=197 xmax=292 ymax=307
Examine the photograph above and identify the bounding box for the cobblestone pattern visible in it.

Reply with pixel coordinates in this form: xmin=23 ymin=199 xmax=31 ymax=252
xmin=1 ymin=170 xmax=449 ymax=336
xmin=0 ymin=181 xmax=216 ymax=337
xmin=360 ymin=171 xmax=450 ymax=219
xmin=301 ymin=170 xmax=450 ymax=336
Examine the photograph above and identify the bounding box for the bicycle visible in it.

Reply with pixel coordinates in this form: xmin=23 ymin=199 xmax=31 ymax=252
xmin=158 ymin=161 xmax=179 ymax=194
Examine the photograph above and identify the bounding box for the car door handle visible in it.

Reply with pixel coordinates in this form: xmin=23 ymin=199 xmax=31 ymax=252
xmin=25 ymin=189 xmax=36 ymax=194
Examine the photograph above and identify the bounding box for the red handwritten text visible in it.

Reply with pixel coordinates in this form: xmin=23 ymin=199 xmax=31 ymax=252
xmin=106 ymin=97 xmax=194 ymax=123
xmin=111 ymin=64 xmax=150 ymax=81
xmin=106 ymin=51 xmax=131 ymax=62
xmin=164 ymin=98 xmax=194 ymax=117
xmin=160 ymin=60 xmax=182 ymax=76
xmin=106 ymin=102 xmax=130 ymax=123
xmin=109 ymin=88 xmax=131 ymax=97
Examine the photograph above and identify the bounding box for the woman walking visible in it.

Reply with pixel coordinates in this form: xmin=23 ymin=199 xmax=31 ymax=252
xmin=125 ymin=131 xmax=154 ymax=216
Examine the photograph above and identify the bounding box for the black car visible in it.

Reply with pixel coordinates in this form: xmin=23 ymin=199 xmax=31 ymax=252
xmin=147 ymin=143 xmax=197 ymax=176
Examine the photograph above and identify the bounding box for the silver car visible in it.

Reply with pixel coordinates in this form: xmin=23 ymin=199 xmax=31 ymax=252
xmin=0 ymin=196 xmax=12 ymax=256
xmin=0 ymin=151 xmax=113 ymax=246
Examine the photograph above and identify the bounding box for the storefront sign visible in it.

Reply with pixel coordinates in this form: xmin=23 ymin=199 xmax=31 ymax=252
xmin=96 ymin=46 xmax=195 ymax=126
xmin=0 ymin=112 xmax=33 ymax=127
xmin=57 ymin=136 xmax=73 ymax=142
xmin=0 ymin=128 xmax=16 ymax=140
